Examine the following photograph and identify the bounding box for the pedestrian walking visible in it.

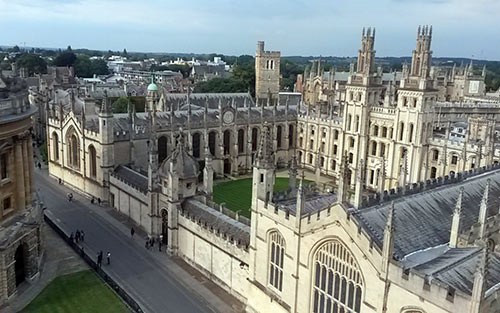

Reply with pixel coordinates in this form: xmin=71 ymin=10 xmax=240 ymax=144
xmin=91 ymin=197 xmax=95 ymax=204
xmin=58 ymin=178 xmax=62 ymax=185
xmin=131 ymin=227 xmax=135 ymax=238
xmin=107 ymin=252 xmax=111 ymax=265
xmin=97 ymin=197 xmax=101 ymax=206
xmin=75 ymin=230 xmax=80 ymax=243
xmin=69 ymin=232 xmax=74 ymax=243
xmin=37 ymin=162 xmax=41 ymax=170
xmin=151 ymin=236 xmax=155 ymax=247
xmin=158 ymin=239 xmax=162 ymax=252
xmin=145 ymin=239 xmax=149 ymax=249
xmin=80 ymin=230 xmax=85 ymax=242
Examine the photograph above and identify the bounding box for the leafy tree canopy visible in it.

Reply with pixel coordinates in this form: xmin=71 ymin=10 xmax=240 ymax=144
xmin=16 ymin=54 xmax=47 ymax=75
xmin=73 ymin=55 xmax=109 ymax=78
xmin=53 ymin=51 xmax=77 ymax=67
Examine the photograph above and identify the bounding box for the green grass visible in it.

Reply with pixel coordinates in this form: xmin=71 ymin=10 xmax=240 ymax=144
xmin=22 ymin=270 xmax=129 ymax=313
xmin=213 ymin=177 xmax=307 ymax=218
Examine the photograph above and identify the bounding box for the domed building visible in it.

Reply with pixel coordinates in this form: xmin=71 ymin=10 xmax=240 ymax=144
xmin=0 ymin=74 xmax=42 ymax=305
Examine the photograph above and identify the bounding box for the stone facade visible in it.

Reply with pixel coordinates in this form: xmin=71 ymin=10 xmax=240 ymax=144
xmin=0 ymin=74 xmax=42 ymax=305
xmin=40 ymin=26 xmax=500 ymax=313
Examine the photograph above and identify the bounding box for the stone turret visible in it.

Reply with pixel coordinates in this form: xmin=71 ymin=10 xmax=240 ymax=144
xmin=357 ymin=27 xmax=376 ymax=76
xmin=255 ymin=41 xmax=280 ymax=106
xmin=251 ymin=124 xmax=275 ymax=209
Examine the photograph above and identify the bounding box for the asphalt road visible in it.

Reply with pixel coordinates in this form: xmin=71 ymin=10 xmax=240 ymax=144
xmin=35 ymin=170 xmax=217 ymax=313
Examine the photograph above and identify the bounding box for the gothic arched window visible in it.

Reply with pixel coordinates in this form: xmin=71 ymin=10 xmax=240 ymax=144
xmin=88 ymin=145 xmax=97 ymax=178
xmin=209 ymin=131 xmax=217 ymax=156
xmin=269 ymin=231 xmax=285 ymax=292
xmin=251 ymin=128 xmax=258 ymax=152
xmin=158 ymin=136 xmax=168 ymax=163
xmin=277 ymin=125 xmax=282 ymax=148
xmin=52 ymin=132 xmax=59 ymax=161
xmin=312 ymin=240 xmax=363 ymax=313
xmin=192 ymin=133 xmax=201 ymax=158
xmin=238 ymin=129 xmax=245 ymax=154
xmin=408 ymin=123 xmax=414 ymax=143
xmin=223 ymin=130 xmax=231 ymax=155
xmin=288 ymin=124 xmax=294 ymax=148
xmin=67 ymin=131 xmax=80 ymax=170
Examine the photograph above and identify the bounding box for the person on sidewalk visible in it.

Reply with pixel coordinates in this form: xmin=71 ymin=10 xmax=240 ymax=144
xmin=69 ymin=232 xmax=74 ymax=243
xmin=97 ymin=197 xmax=101 ymax=206
xmin=158 ymin=239 xmax=162 ymax=252
xmin=131 ymin=227 xmax=135 ymax=238
xmin=91 ymin=197 xmax=95 ymax=204
xmin=97 ymin=252 xmax=102 ymax=268
xmin=75 ymin=230 xmax=80 ymax=243
xmin=107 ymin=251 xmax=111 ymax=265
xmin=80 ymin=230 xmax=85 ymax=242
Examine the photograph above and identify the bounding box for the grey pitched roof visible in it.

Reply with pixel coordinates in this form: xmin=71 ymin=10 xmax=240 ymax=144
xmin=277 ymin=193 xmax=337 ymax=217
xmin=112 ymin=165 xmax=148 ymax=194
xmin=355 ymin=167 xmax=500 ymax=259
xmin=181 ymin=199 xmax=250 ymax=247
xmin=163 ymin=93 xmax=255 ymax=110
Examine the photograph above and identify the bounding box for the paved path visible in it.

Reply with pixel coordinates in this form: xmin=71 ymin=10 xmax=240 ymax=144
xmin=35 ymin=169 xmax=242 ymax=313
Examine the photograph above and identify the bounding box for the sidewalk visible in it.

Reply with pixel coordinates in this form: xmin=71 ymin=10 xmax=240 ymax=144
xmin=36 ymin=169 xmax=245 ymax=313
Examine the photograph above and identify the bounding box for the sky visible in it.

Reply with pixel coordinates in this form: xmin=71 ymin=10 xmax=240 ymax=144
xmin=1 ymin=0 xmax=499 ymax=60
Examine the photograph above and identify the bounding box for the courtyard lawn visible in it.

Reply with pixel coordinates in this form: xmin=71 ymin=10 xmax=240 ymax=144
xmin=22 ymin=270 xmax=129 ymax=313
xmin=213 ymin=177 xmax=303 ymax=218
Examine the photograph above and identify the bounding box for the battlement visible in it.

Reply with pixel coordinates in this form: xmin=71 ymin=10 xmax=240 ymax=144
xmin=256 ymin=41 xmax=280 ymax=56
xmin=360 ymin=162 xmax=500 ymax=208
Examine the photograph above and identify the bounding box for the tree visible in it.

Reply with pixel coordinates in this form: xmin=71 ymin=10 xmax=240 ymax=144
xmin=194 ymin=78 xmax=248 ymax=93
xmin=112 ymin=97 xmax=130 ymax=113
xmin=122 ymin=49 xmax=128 ymax=57
xmin=91 ymin=59 xmax=109 ymax=75
xmin=67 ymin=45 xmax=72 ymax=51
xmin=73 ymin=55 xmax=109 ymax=77
xmin=11 ymin=45 xmax=20 ymax=53
xmin=53 ymin=51 xmax=77 ymax=67
xmin=16 ymin=54 xmax=47 ymax=75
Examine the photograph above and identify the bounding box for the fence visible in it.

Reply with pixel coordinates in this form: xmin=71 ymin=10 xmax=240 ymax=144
xmin=43 ymin=212 xmax=144 ymax=313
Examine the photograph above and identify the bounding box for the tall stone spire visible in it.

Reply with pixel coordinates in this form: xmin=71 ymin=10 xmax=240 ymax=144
xmin=337 ymin=152 xmax=349 ymax=203
xmin=353 ymin=158 xmax=365 ymax=209
xmin=449 ymin=187 xmax=464 ymax=248
xmin=382 ymin=201 xmax=396 ymax=274
xmin=289 ymin=155 xmax=298 ymax=196
xmin=295 ymin=172 xmax=305 ymax=229
xmin=255 ymin=124 xmax=274 ymax=169
xmin=470 ymin=246 xmax=489 ymax=313
xmin=478 ymin=179 xmax=490 ymax=240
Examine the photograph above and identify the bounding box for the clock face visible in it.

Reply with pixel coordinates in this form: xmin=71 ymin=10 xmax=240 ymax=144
xmin=223 ymin=110 xmax=234 ymax=124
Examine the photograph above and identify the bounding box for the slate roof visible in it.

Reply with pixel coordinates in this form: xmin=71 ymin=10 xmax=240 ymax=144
xmin=112 ymin=165 xmax=148 ymax=194
xmin=402 ymin=246 xmax=500 ymax=295
xmin=278 ymin=193 xmax=337 ymax=217
xmin=181 ymin=199 xmax=250 ymax=247
xmin=355 ymin=168 xmax=500 ymax=260
xmin=163 ymin=93 xmax=255 ymax=109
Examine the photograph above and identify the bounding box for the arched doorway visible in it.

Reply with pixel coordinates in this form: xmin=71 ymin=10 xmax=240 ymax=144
xmin=15 ymin=244 xmax=26 ymax=286
xmin=161 ymin=209 xmax=168 ymax=245
xmin=224 ymin=158 xmax=231 ymax=175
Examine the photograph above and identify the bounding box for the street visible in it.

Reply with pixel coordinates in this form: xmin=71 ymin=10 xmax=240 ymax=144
xmin=35 ymin=169 xmax=239 ymax=313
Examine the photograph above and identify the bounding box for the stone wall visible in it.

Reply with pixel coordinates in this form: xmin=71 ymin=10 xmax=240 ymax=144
xmin=177 ymin=213 xmax=250 ymax=302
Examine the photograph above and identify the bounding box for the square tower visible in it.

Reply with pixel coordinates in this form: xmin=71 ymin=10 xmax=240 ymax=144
xmin=255 ymin=41 xmax=280 ymax=106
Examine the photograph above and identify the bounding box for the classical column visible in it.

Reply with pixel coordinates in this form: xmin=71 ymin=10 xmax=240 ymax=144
xmin=15 ymin=140 xmax=26 ymax=209
xmin=22 ymin=138 xmax=31 ymax=205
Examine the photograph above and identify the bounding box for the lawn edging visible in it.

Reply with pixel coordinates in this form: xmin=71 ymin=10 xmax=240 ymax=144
xmin=43 ymin=210 xmax=143 ymax=313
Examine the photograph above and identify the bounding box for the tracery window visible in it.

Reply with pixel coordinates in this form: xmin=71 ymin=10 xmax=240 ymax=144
xmin=312 ymin=240 xmax=363 ymax=313
xmin=88 ymin=145 xmax=97 ymax=178
xmin=52 ymin=132 xmax=59 ymax=161
xmin=269 ymin=231 xmax=285 ymax=292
